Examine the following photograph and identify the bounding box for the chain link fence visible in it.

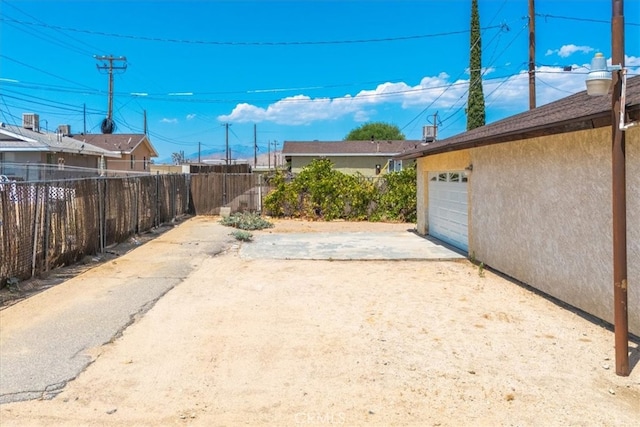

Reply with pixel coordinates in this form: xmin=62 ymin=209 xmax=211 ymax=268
xmin=1 ymin=173 xmax=268 ymax=286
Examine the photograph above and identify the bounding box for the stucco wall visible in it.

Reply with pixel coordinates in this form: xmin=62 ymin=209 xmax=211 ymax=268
xmin=291 ymin=156 xmax=400 ymax=177
xmin=470 ymin=127 xmax=638 ymax=334
xmin=106 ymin=146 xmax=154 ymax=173
xmin=415 ymin=150 xmax=471 ymax=235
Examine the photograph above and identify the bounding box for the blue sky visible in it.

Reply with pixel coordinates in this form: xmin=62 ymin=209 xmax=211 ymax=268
xmin=1 ymin=0 xmax=639 ymax=162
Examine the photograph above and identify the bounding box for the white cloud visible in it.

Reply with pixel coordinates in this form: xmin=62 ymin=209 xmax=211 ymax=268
xmin=216 ymin=58 xmax=640 ymax=127
xmin=545 ymin=44 xmax=594 ymax=58
xmin=161 ymin=118 xmax=178 ymax=124
xmin=186 ymin=114 xmax=196 ymax=120
xmin=217 ymin=72 xmax=463 ymax=125
xmin=625 ymin=55 xmax=640 ymax=66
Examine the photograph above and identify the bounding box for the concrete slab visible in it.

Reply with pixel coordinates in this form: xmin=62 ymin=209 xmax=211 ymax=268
xmin=240 ymin=231 xmax=466 ymax=261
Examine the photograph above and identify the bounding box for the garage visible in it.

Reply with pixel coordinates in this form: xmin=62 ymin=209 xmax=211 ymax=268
xmin=428 ymin=171 xmax=469 ymax=252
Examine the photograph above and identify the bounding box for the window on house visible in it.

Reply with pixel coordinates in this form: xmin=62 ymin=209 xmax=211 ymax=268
xmin=143 ymin=156 xmax=147 ymax=170
xmin=130 ymin=154 xmax=135 ymax=169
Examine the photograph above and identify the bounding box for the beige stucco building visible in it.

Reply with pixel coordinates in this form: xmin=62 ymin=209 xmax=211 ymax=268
xmin=74 ymin=134 xmax=158 ymax=174
xmin=399 ymin=76 xmax=639 ymax=336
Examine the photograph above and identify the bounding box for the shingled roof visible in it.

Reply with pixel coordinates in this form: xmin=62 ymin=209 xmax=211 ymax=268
xmin=72 ymin=134 xmax=159 ymax=157
xmin=397 ymin=75 xmax=640 ymax=160
xmin=0 ymin=123 xmax=120 ymax=158
xmin=283 ymin=140 xmax=422 ymax=156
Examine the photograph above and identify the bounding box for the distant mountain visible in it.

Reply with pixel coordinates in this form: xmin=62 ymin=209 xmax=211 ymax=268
xmin=157 ymin=146 xmax=280 ymax=167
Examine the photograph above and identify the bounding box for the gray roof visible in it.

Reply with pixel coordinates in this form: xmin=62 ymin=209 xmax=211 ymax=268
xmin=72 ymin=133 xmax=159 ymax=157
xmin=283 ymin=140 xmax=422 ymax=157
xmin=0 ymin=124 xmax=121 ymax=158
xmin=397 ymin=74 xmax=640 ymax=160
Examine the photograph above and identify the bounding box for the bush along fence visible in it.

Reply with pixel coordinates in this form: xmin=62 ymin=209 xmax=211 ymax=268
xmin=263 ymin=159 xmax=417 ymax=223
xmin=0 ymin=173 xmax=265 ymax=286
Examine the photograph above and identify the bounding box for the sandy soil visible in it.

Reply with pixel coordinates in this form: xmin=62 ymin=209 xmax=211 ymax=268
xmin=1 ymin=219 xmax=639 ymax=426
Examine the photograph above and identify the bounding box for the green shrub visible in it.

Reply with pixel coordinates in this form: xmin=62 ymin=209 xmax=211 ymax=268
xmin=263 ymin=159 xmax=416 ymax=223
xmin=220 ymin=212 xmax=274 ymax=230
xmin=231 ymin=230 xmax=253 ymax=241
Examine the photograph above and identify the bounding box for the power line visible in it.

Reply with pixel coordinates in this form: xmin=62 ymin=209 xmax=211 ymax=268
xmin=536 ymin=13 xmax=640 ymax=26
xmin=0 ymin=17 xmax=504 ymax=46
xmin=0 ymin=55 xmax=97 ymax=91
xmin=2 ymin=3 xmax=100 ymax=57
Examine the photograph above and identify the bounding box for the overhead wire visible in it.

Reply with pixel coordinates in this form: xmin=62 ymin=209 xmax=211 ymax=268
xmin=0 ymin=17 xmax=505 ymax=46
xmin=535 ymin=13 xmax=639 ymax=27
xmin=1 ymin=3 xmax=98 ymax=57
xmin=438 ymin=20 xmax=529 ymax=132
xmin=4 ymin=7 xmax=635 ymax=150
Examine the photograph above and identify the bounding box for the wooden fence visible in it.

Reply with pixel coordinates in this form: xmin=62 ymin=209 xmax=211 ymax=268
xmin=0 ymin=173 xmax=266 ymax=285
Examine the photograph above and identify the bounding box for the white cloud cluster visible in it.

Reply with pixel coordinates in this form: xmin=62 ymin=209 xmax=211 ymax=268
xmin=216 ymin=56 xmax=640 ymax=127
xmin=545 ymin=44 xmax=594 ymax=58
xmin=161 ymin=118 xmax=178 ymax=124
xmin=217 ymin=72 xmax=463 ymax=125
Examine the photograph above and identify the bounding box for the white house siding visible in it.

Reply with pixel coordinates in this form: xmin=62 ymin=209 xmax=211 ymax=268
xmin=470 ymin=127 xmax=638 ymax=335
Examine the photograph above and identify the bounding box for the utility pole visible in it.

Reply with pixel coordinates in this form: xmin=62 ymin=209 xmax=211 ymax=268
xmin=198 ymin=141 xmax=201 ymax=164
xmin=272 ymin=140 xmax=278 ymax=169
xmin=268 ymin=140 xmax=271 ymax=171
xmin=83 ymin=103 xmax=87 ymax=134
xmin=611 ymin=0 xmax=628 ymax=377
xmin=254 ymin=124 xmax=258 ymax=168
xmin=94 ymin=55 xmax=127 ymax=134
xmin=528 ymin=0 xmax=536 ymax=109
xmin=432 ymin=112 xmax=438 ymax=139
xmin=225 ymin=123 xmax=230 ymax=166
xmin=143 ymin=110 xmax=148 ymax=134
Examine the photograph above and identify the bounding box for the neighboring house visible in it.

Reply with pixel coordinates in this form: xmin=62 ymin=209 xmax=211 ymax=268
xmin=397 ymin=75 xmax=639 ymax=335
xmin=0 ymin=114 xmax=120 ymax=181
xmin=73 ymin=133 xmax=159 ymax=173
xmin=282 ymin=140 xmax=422 ymax=177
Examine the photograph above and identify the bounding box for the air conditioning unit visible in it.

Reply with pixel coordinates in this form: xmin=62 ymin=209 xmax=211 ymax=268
xmin=58 ymin=124 xmax=71 ymax=136
xmin=423 ymin=125 xmax=437 ymax=141
xmin=23 ymin=113 xmax=40 ymax=131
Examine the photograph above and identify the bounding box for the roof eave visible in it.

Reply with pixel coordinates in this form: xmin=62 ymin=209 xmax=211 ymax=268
xmin=396 ymin=108 xmax=638 ymax=160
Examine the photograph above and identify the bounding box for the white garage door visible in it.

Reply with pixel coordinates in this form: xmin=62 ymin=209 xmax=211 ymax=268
xmin=428 ymin=171 xmax=469 ymax=252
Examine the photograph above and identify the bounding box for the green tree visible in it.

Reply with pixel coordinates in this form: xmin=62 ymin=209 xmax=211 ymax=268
xmin=344 ymin=122 xmax=405 ymax=141
xmin=467 ymin=0 xmax=486 ymax=130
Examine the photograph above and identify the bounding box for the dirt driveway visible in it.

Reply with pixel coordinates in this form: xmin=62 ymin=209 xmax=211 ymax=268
xmin=0 ymin=218 xmax=638 ymax=426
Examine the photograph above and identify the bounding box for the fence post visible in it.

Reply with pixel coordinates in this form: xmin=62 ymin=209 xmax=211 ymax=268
xmin=98 ymin=178 xmax=105 ymax=254
xmin=31 ymin=184 xmax=42 ymax=278
xmin=134 ymin=178 xmax=139 ymax=234
xmin=155 ymin=172 xmax=160 ymax=227
xmin=258 ymin=173 xmax=263 ymax=213
xmin=43 ymin=183 xmax=51 ymax=273
xmin=172 ymin=174 xmax=176 ymax=220
xmin=186 ymin=174 xmax=191 ymax=216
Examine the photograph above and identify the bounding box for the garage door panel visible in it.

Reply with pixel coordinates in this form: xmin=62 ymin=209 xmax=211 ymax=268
xmin=428 ymin=172 xmax=469 ymax=252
